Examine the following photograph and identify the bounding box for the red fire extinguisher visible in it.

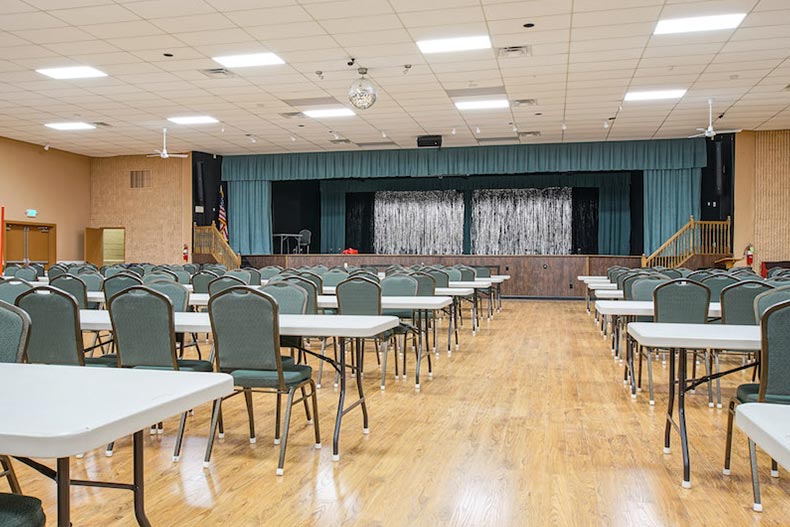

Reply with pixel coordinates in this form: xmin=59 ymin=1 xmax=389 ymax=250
xmin=744 ymin=243 xmax=754 ymax=266
xmin=183 ymin=244 xmax=189 ymax=262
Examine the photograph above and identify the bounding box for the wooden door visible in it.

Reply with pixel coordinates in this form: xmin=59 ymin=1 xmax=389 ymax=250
xmin=85 ymin=228 xmax=104 ymax=267
xmin=26 ymin=225 xmax=51 ymax=265
xmin=4 ymin=224 xmax=25 ymax=264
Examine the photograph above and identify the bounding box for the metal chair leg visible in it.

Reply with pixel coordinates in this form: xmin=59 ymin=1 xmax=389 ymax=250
xmin=309 ymin=381 xmax=321 ymax=449
xmin=172 ymin=412 xmax=188 ymax=461
xmin=203 ymin=398 xmax=222 ymax=468
xmin=244 ymin=388 xmax=256 ymax=443
xmin=0 ymin=456 xmax=21 ymax=494
xmin=749 ymin=439 xmax=763 ymax=512
xmin=723 ymin=399 xmax=737 ymax=474
xmin=274 ymin=393 xmax=282 ymax=445
xmin=276 ymin=388 xmax=297 ymax=476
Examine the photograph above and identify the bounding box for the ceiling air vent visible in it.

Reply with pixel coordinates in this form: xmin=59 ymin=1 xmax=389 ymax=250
xmin=512 ymin=99 xmax=538 ymax=107
xmin=496 ymin=45 xmax=532 ymax=58
xmin=92 ymin=122 xmax=112 ymax=128
xmin=279 ymin=112 xmax=305 ymax=119
xmin=130 ymin=170 xmax=152 ymax=189
xmin=518 ymin=131 xmax=542 ymax=138
xmin=330 ymin=138 xmax=352 ymax=145
xmin=199 ymin=68 xmax=236 ymax=79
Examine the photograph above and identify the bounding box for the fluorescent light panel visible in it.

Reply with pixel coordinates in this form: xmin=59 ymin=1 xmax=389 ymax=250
xmin=36 ymin=66 xmax=107 ymax=79
xmin=455 ymin=99 xmax=509 ymax=110
xmin=167 ymin=116 xmax=218 ymax=125
xmin=654 ymin=13 xmax=746 ymax=35
xmin=212 ymin=52 xmax=284 ymax=68
xmin=45 ymin=122 xmax=95 ymax=130
xmin=624 ymin=89 xmax=687 ymax=101
xmin=417 ymin=35 xmax=491 ymax=54
xmin=303 ymin=108 xmax=355 ymax=118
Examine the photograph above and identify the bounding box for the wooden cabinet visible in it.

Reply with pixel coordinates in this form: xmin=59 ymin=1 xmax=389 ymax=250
xmin=85 ymin=227 xmax=125 ymax=267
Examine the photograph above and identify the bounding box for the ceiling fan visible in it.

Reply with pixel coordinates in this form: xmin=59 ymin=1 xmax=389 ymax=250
xmin=147 ymin=127 xmax=188 ymax=158
xmin=689 ymin=99 xmax=741 ymax=138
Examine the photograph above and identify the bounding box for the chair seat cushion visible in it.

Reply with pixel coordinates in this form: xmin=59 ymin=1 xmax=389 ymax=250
xmin=736 ymin=384 xmax=790 ymax=404
xmin=85 ymin=354 xmax=118 ymax=367
xmin=0 ymin=493 xmax=46 ymax=527
xmin=176 ymin=359 xmax=214 ymax=372
xmin=382 ymin=308 xmax=413 ymax=319
xmin=229 ymin=364 xmax=312 ymax=388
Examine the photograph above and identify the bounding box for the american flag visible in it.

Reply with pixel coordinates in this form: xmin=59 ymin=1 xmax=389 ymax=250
xmin=218 ymin=186 xmax=229 ymax=241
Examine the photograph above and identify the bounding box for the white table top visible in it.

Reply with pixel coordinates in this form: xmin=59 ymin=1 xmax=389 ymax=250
xmin=491 ymin=274 xmax=510 ymax=281
xmin=316 ymin=295 xmax=452 ymax=310
xmin=80 ymin=310 xmax=399 ymax=338
xmin=588 ymin=282 xmax=618 ymax=290
xmin=0 ymin=363 xmax=232 ymax=458
xmin=594 ymin=290 xmax=624 ymax=300
xmin=448 ymin=281 xmax=492 ymax=289
xmin=736 ymin=403 xmax=790 ymax=470
xmin=321 ymin=286 xmax=473 ymax=297
xmin=595 ymin=300 xmax=722 ymax=318
xmin=577 ymin=275 xmax=609 ymax=282
xmin=627 ymin=322 xmax=760 ymax=351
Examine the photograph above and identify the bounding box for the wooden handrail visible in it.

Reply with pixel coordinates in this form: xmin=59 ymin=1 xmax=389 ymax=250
xmin=193 ymin=222 xmax=241 ymax=270
xmin=642 ymin=216 xmax=731 ymax=268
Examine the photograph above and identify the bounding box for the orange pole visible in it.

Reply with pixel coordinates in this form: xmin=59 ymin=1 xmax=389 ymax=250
xmin=1 ymin=206 xmax=4 ymax=270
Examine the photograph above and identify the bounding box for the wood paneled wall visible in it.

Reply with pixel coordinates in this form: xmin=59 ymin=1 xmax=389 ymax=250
xmin=245 ymin=254 xmax=642 ymax=298
xmin=90 ymin=155 xmax=192 ymax=264
xmin=753 ymin=130 xmax=790 ymax=269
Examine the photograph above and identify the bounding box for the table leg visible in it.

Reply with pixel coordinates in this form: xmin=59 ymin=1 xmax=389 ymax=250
xmin=133 ymin=430 xmax=152 ymax=527
xmin=355 ymin=340 xmax=369 ymax=433
xmin=678 ymin=348 xmax=691 ymax=488
xmin=415 ymin=310 xmax=423 ymax=389
xmin=586 ymin=287 xmax=590 ymax=313
xmin=56 ymin=457 xmax=70 ymax=527
xmin=664 ymin=348 xmax=676 ymax=454
xmin=472 ymin=294 xmax=479 ymax=335
xmin=447 ymin=303 xmax=453 ymax=356
xmin=332 ymin=338 xmax=347 ymax=460
xmin=453 ymin=300 xmax=459 ymax=350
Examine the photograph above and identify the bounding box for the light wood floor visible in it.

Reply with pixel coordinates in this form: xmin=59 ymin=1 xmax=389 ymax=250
xmin=13 ymin=301 xmax=790 ymax=526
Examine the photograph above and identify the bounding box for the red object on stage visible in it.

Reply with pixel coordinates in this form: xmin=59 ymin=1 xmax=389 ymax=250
xmin=342 ymin=248 xmax=359 ymax=254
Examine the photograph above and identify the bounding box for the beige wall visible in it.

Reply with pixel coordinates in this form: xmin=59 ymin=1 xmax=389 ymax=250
xmin=0 ymin=135 xmax=91 ymax=261
xmin=734 ymin=130 xmax=790 ymax=270
xmin=90 ymin=155 xmax=192 ymax=264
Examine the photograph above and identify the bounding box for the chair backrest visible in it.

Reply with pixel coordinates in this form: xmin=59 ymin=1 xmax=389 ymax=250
xmin=209 ymin=275 xmax=246 ymax=296
xmin=312 ymin=265 xmax=328 ymax=276
xmin=15 ymin=287 xmax=84 ymax=366
xmin=686 ymin=270 xmax=712 ymax=282
xmin=719 ymin=281 xmax=772 ymax=325
xmin=2 ymin=265 xmax=20 ymax=277
xmin=412 ymin=272 xmax=436 ymax=296
xmin=242 ymin=267 xmax=262 ymax=285
xmin=426 ymin=269 xmax=450 ymax=288
xmin=623 ymin=273 xmax=650 ymax=300
xmin=767 ymin=267 xmax=789 ymax=278
xmin=78 ymin=272 xmax=104 ymax=292
xmin=282 ymin=276 xmax=318 ymax=314
xmin=103 ymin=266 xmax=126 ymax=278
xmin=766 ymin=277 xmax=790 ymax=287
xmin=298 ymin=229 xmax=312 ymax=245
xmin=336 ymin=277 xmax=381 ymax=315
xmin=209 ymin=288 xmax=284 ymax=382
xmin=50 ymin=274 xmax=88 ymax=309
xmin=754 ymin=286 xmax=790 ymax=321
xmin=260 ymin=282 xmax=308 ymax=314
xmin=445 ymin=268 xmax=462 ymax=281
xmin=183 ymin=263 xmax=199 ymax=274
xmin=191 ymin=270 xmax=219 ymax=293
xmin=170 ymin=269 xmax=191 ymax=284
xmin=146 ymin=282 xmax=189 ymax=312
xmin=457 ymin=267 xmax=476 ymax=281
xmin=701 ymin=274 xmax=740 ymax=301
xmin=616 ymin=270 xmax=642 ymax=290
xmin=322 ymin=269 xmax=350 ymax=287
xmin=660 ymin=268 xmax=682 ymax=279
xmin=298 ymin=271 xmax=323 ymax=290
xmin=0 ymin=280 xmax=34 ymax=305
xmin=14 ymin=267 xmax=37 ymax=282
xmin=225 ymin=269 xmax=252 ymax=284
xmin=0 ymin=301 xmax=31 ymax=363
xmin=109 ymin=286 xmax=177 ymax=368
xmin=631 ymin=278 xmax=668 ymax=302
xmin=143 ymin=272 xmax=175 ymax=284
xmin=653 ymin=279 xmax=710 ymax=324
xmin=127 ymin=265 xmax=145 ymax=277
xmin=150 ymin=266 xmax=177 ymax=278
xmin=258 ymin=266 xmax=283 ymax=280
xmin=758 ymin=300 xmax=790 ymax=401
xmin=381 ymin=275 xmax=418 ymax=296
xmin=474 ymin=266 xmax=491 ymax=278
xmin=103 ymin=273 xmax=144 ymax=303
xmin=47 ymin=266 xmax=67 ymax=280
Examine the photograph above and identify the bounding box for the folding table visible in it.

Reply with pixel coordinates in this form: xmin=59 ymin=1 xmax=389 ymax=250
xmin=0 ymin=363 xmax=232 ymax=527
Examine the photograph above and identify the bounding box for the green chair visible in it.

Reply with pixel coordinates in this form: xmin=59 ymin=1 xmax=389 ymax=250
xmin=0 ymin=301 xmax=30 ymax=364
xmin=208 ymin=275 xmax=246 ymax=296
xmin=473 ymin=266 xmax=491 ymax=278
xmin=724 ymin=300 xmax=790 ymax=486
xmin=144 ymin=272 xmax=175 ymax=284
xmin=0 ymin=280 xmax=33 ymax=305
xmin=15 ymin=287 xmax=116 ymax=367
xmin=191 ymin=270 xmax=219 ymax=294
xmin=50 ymin=274 xmax=89 ymax=309
xmin=47 ymin=266 xmax=67 ymax=280
xmin=225 ymin=269 xmax=252 ymax=284
xmin=261 ymin=282 xmax=310 ymax=359
xmin=298 ymin=271 xmax=323 ymax=291
xmin=754 ymin=286 xmax=790 ymax=321
xmin=0 ymin=493 xmax=46 ymax=527
xmin=108 ymin=286 xmax=213 ymax=460
xmin=259 ymin=266 xmax=282 ymax=280
xmin=766 ymin=267 xmax=789 ymax=278
xmin=13 ymin=267 xmax=37 ymax=282
xmin=171 ymin=269 xmax=191 ymax=284
xmin=205 ymin=288 xmax=320 ymax=475
xmin=243 ymin=267 xmax=262 ymax=286
xmin=183 ymin=264 xmax=199 ymax=274
xmin=322 ymin=269 xmax=349 ymax=287
xmin=701 ymin=274 xmax=740 ymax=300
xmin=102 ymin=273 xmax=143 ymax=304
xmin=78 ymin=272 xmax=104 ymax=292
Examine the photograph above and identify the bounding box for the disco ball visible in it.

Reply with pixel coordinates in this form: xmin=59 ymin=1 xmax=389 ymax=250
xmin=348 ymin=77 xmax=377 ymax=110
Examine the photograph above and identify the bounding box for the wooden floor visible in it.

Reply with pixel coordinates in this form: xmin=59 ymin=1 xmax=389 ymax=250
xmin=14 ymin=301 xmax=790 ymax=526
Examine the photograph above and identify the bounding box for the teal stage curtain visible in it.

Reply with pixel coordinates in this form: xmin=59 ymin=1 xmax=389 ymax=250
xmin=320 ymin=190 xmax=345 ymax=254
xmin=643 ymin=168 xmax=701 ymax=255
xmin=223 ymin=138 xmax=705 ymax=181
xmin=227 ymin=180 xmax=272 ymax=254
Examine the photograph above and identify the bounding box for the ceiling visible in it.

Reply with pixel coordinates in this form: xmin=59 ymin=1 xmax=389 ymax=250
xmin=0 ymin=0 xmax=788 ymax=157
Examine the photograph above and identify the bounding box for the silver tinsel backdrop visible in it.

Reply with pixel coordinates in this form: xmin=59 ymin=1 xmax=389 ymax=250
xmin=374 ymin=190 xmax=465 ymax=254
xmin=471 ymin=187 xmax=572 ymax=255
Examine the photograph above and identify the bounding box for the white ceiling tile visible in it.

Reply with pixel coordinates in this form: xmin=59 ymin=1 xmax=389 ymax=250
xmin=50 ymin=4 xmax=141 ymax=25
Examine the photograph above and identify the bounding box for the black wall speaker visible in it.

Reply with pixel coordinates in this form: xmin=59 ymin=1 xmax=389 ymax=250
xmin=417 ymin=135 xmax=442 ymax=148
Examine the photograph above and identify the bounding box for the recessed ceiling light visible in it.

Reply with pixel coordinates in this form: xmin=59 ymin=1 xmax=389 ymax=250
xmin=455 ymin=99 xmax=509 ymax=110
xmin=212 ymin=52 xmax=285 ymax=68
xmin=654 ymin=13 xmax=746 ymax=35
xmin=36 ymin=66 xmax=107 ymax=79
xmin=624 ymin=89 xmax=686 ymax=101
xmin=417 ymin=35 xmax=491 ymax=54
xmin=167 ymin=116 xmax=218 ymax=125
xmin=303 ymin=108 xmax=355 ymax=118
xmin=45 ymin=122 xmax=96 ymax=130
